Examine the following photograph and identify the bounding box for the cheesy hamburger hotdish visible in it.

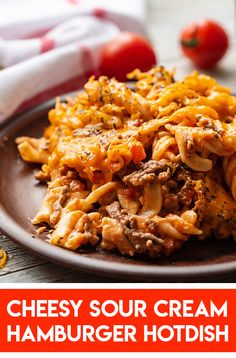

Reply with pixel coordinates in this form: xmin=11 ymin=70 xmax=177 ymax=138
xmin=16 ymin=67 xmax=236 ymax=258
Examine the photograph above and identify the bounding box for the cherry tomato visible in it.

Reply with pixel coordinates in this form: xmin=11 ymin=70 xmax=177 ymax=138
xmin=180 ymin=19 xmax=229 ymax=69
xmin=100 ymin=32 xmax=157 ymax=81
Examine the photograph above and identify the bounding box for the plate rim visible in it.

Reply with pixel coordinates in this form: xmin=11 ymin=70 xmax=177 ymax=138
xmin=1 ymin=96 xmax=236 ymax=281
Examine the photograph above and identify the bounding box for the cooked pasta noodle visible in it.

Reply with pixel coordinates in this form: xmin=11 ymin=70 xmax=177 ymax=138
xmin=16 ymin=66 xmax=236 ymax=258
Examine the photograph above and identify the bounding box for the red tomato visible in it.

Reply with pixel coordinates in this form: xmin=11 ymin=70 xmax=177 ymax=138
xmin=180 ymin=19 xmax=229 ymax=69
xmin=100 ymin=32 xmax=157 ymax=81
xmin=131 ymin=142 xmax=146 ymax=163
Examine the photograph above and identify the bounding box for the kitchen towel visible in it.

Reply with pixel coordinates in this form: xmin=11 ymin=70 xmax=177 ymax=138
xmin=0 ymin=0 xmax=147 ymax=122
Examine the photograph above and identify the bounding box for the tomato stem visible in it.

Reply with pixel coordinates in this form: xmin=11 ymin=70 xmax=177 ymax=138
xmin=181 ymin=38 xmax=198 ymax=48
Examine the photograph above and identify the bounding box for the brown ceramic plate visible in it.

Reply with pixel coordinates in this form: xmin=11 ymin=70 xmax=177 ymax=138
xmin=1 ymin=96 xmax=236 ymax=281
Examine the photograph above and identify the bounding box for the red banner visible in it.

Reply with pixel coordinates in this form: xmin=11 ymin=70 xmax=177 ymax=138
xmin=0 ymin=289 xmax=234 ymax=352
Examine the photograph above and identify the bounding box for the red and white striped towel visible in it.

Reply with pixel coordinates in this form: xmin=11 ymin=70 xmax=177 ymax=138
xmin=0 ymin=0 xmax=147 ymax=122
